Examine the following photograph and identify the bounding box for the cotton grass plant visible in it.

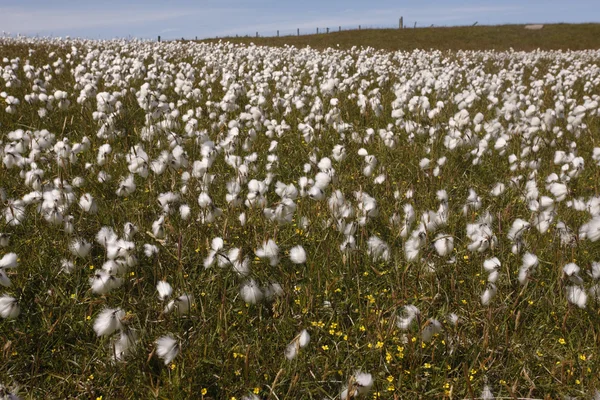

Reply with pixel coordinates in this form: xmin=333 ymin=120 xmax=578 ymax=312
xmin=0 ymin=35 xmax=599 ymax=399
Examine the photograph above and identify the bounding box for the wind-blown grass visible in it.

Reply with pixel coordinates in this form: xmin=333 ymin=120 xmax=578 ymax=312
xmin=0 ymin=36 xmax=600 ymax=399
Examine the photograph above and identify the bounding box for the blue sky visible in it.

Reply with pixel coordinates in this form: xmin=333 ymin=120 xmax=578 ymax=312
xmin=1 ymin=0 xmax=598 ymax=40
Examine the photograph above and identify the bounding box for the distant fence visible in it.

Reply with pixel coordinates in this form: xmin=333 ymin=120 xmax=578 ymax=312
xmin=162 ymin=17 xmax=428 ymax=41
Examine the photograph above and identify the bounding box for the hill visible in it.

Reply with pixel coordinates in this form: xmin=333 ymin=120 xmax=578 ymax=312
xmin=198 ymin=23 xmax=600 ymax=51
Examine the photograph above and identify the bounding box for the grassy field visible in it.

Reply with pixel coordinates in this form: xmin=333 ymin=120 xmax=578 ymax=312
xmin=1 ymin=32 xmax=600 ymax=400
xmin=198 ymin=23 xmax=600 ymax=51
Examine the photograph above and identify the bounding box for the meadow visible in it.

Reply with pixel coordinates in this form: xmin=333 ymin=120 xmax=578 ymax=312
xmin=1 ymin=31 xmax=600 ymax=399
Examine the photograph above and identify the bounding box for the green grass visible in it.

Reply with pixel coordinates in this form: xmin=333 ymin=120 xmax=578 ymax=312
xmin=0 ymin=36 xmax=600 ymax=400
xmin=198 ymin=23 xmax=600 ymax=51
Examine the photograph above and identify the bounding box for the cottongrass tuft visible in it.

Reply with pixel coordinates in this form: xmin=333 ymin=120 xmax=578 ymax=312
xmin=289 ymin=245 xmax=307 ymax=264
xmin=341 ymin=370 xmax=373 ymax=399
xmin=155 ymin=335 xmax=179 ymax=365
xmin=240 ymin=279 xmax=263 ymax=304
xmin=0 ymin=294 xmax=20 ymax=319
xmin=93 ymin=307 xmax=125 ymax=337
xmin=284 ymin=329 xmax=310 ymax=360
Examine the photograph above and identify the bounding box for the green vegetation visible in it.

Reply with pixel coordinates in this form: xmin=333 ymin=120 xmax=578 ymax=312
xmin=199 ymin=23 xmax=600 ymax=51
xmin=1 ymin=34 xmax=600 ymax=400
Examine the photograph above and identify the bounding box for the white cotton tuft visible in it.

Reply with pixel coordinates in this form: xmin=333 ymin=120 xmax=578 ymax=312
xmin=164 ymin=294 xmax=193 ymax=314
xmin=289 ymin=245 xmax=307 ymax=264
xmin=144 ymin=244 xmax=159 ymax=257
xmin=156 ymin=280 xmax=173 ymax=300
xmin=69 ymin=239 xmax=92 ymax=258
xmin=590 ymin=262 xmax=600 ymax=280
xmin=0 ymin=294 xmax=20 ymax=319
xmin=397 ymin=304 xmax=420 ymax=330
xmin=0 ymin=253 xmax=18 ymax=269
xmin=421 ymin=318 xmax=442 ymax=342
xmin=298 ymin=329 xmax=310 ymax=347
xmin=481 ymin=283 xmax=497 ymax=306
xmin=240 ymin=279 xmax=263 ymax=304
xmin=483 ymin=257 xmax=501 ymax=272
xmin=255 ymin=239 xmax=279 ymax=266
xmin=433 ymin=234 xmax=453 ymax=256
xmin=566 ymin=285 xmax=587 ymax=308
xmin=353 ymin=371 xmax=373 ymax=395
xmin=481 ymin=384 xmax=494 ymax=400
xmin=179 ymin=204 xmax=191 ymax=220
xmin=89 ymin=270 xmax=122 ymax=294
xmin=112 ymin=330 xmax=137 ymax=362
xmin=155 ymin=335 xmax=179 ymax=365
xmin=93 ymin=308 xmax=125 ymax=336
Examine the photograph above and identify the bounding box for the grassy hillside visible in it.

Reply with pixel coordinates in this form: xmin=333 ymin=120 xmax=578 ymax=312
xmin=198 ymin=23 xmax=600 ymax=51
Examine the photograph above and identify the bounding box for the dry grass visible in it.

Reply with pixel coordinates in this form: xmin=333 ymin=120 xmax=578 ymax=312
xmin=197 ymin=23 xmax=600 ymax=51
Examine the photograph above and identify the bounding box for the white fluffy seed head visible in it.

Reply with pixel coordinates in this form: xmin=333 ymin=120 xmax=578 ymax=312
xmin=289 ymin=245 xmax=306 ymax=264
xmin=155 ymin=335 xmax=179 ymax=365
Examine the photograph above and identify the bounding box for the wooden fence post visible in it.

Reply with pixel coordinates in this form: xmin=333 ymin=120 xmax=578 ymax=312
xmin=400 ymin=16 xmax=403 ymax=29
xmin=339 ymin=26 xmax=341 ymax=32
xmin=297 ymin=28 xmax=299 ymax=36
xmin=359 ymin=25 xmax=361 ymax=30
xmin=326 ymin=27 xmax=329 ymax=34
xmin=317 ymin=27 xmax=319 ymax=34
xmin=158 ymin=35 xmax=161 ymax=42
xmin=277 ymin=30 xmax=279 ymax=37
xmin=256 ymin=31 xmax=258 ymax=37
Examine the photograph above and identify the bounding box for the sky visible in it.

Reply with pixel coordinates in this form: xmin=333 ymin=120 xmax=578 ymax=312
xmin=0 ymin=0 xmax=598 ymax=40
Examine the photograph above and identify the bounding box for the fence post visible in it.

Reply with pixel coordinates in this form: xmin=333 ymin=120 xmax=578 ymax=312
xmin=158 ymin=35 xmax=161 ymax=42
xmin=317 ymin=27 xmax=319 ymax=34
xmin=297 ymin=28 xmax=299 ymax=36
xmin=256 ymin=31 xmax=258 ymax=37
xmin=359 ymin=25 xmax=361 ymax=30
xmin=400 ymin=16 xmax=403 ymax=29
xmin=277 ymin=30 xmax=279 ymax=37
xmin=195 ymin=36 xmax=198 ymax=40
xmin=339 ymin=26 xmax=341 ymax=32
xmin=414 ymin=22 xmax=416 ymax=28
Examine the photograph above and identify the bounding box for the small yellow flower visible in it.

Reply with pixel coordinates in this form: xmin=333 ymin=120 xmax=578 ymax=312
xmin=359 ymin=325 xmax=366 ymax=332
xmin=253 ymin=387 xmax=260 ymax=394
xmin=201 ymin=388 xmax=208 ymax=395
xmin=322 ymin=345 xmax=329 ymax=351
xmin=576 ymin=379 xmax=581 ymax=385
xmin=423 ymin=363 xmax=431 ymax=369
xmin=558 ymin=338 xmax=566 ymax=345
xmin=579 ymin=354 xmax=586 ymax=361
xmin=170 ymin=363 xmax=176 ymax=370
xmin=375 ymin=341 xmax=384 ymax=349
xmin=96 ymin=397 xmax=103 ymax=400
xmin=386 ymin=375 xmax=394 ymax=382
xmin=89 ymin=265 xmax=94 ymax=270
